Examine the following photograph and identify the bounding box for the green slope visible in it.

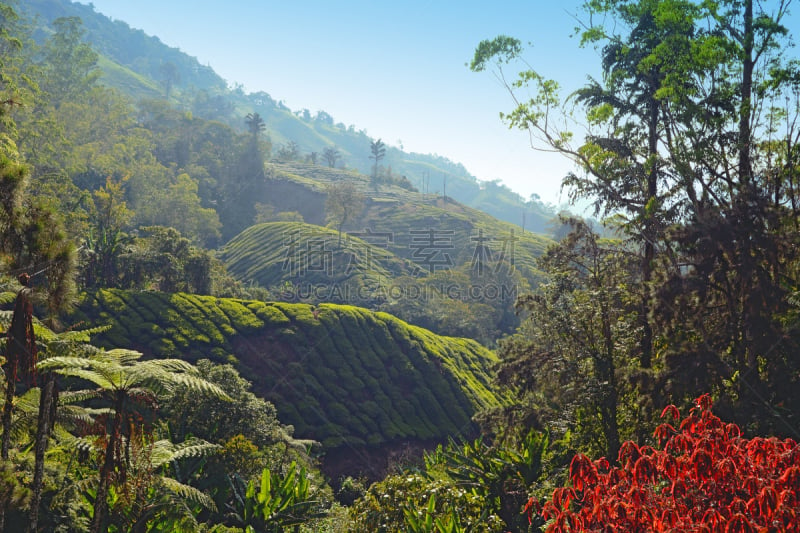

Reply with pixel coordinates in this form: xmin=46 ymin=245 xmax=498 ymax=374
xmin=72 ymin=289 xmax=506 ymax=449
xmin=248 ymin=163 xmax=553 ymax=287
xmin=222 ymin=221 xmax=414 ymax=305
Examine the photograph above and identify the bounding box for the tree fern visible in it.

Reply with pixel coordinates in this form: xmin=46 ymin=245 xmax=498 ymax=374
xmin=38 ymin=348 xmax=228 ymax=533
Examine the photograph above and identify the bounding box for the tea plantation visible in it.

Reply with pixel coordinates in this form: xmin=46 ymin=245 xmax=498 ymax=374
xmin=72 ymin=289 xmax=506 ymax=449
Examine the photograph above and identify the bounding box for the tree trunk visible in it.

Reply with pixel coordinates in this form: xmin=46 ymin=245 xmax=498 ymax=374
xmin=28 ymin=375 xmax=57 ymax=533
xmin=736 ymin=0 xmax=757 ymax=394
xmin=1 ymin=369 xmax=15 ymax=461
xmin=91 ymin=394 xmax=125 ymax=533
xmin=639 ymin=94 xmax=659 ymax=370
xmin=1 ymin=370 xmax=18 ymax=533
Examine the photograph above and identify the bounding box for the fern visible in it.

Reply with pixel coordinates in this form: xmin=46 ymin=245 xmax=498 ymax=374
xmin=160 ymin=476 xmax=217 ymax=511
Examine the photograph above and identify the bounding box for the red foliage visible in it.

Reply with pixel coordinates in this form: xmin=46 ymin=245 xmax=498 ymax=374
xmin=532 ymin=395 xmax=800 ymax=532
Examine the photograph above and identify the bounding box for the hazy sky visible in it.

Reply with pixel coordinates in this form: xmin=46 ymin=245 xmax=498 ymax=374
xmin=77 ymin=1 xmax=797 ymax=208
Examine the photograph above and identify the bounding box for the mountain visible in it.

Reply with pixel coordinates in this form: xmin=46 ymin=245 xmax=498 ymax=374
xmin=19 ymin=0 xmax=557 ymax=232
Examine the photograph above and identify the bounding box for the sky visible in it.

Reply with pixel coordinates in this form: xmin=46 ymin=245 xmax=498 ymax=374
xmin=77 ymin=1 xmax=798 ymax=208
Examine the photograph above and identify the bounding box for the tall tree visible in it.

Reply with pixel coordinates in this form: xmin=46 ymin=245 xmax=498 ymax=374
xmin=570 ymin=0 xmax=699 ymax=369
xmin=471 ymin=0 xmax=800 ymax=434
xmin=653 ymin=0 xmax=800 ymax=431
xmin=369 ymin=138 xmax=386 ymax=189
xmin=245 ymin=111 xmax=266 ymax=136
xmin=82 ymin=176 xmax=134 ymax=289
xmin=26 ymin=324 xmax=108 ymax=533
xmin=219 ymin=115 xmax=269 ymax=239
xmin=1 ymin=274 xmax=36 ymax=461
xmin=0 ymin=127 xmax=76 ymax=318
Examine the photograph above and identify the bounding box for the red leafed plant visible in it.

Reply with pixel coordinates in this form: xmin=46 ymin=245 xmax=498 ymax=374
xmin=529 ymin=394 xmax=800 ymax=532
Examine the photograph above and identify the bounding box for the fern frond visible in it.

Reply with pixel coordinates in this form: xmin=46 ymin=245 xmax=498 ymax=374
xmin=55 ymin=324 xmax=112 ymax=343
xmin=159 ymin=476 xmax=218 ymax=512
xmin=15 ymin=388 xmax=41 ymax=414
xmin=61 ymin=435 xmax=101 ymax=454
xmin=58 ymin=389 xmax=101 ymax=404
xmin=167 ymin=373 xmax=230 ymax=400
xmin=149 ymin=438 xmax=220 ymax=468
xmin=102 ymin=348 xmax=144 ymax=363
xmin=0 ymin=292 xmax=17 ymax=305
xmin=169 ymin=440 xmax=221 ymax=463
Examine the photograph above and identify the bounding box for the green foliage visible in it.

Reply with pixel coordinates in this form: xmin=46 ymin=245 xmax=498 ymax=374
xmin=0 ymin=131 xmax=76 ymax=317
xmin=38 ymin=16 xmax=100 ymax=108
xmin=470 ymin=35 xmax=522 ymax=72
xmin=161 ymin=359 xmax=287 ymax=449
xmin=493 ymin=220 xmax=646 ymax=461
xmin=229 ymin=461 xmax=324 ymax=532
xmin=424 ymin=430 xmax=548 ymax=531
xmin=349 ymin=472 xmax=504 ymax=533
xmin=474 ymin=0 xmax=800 ymax=438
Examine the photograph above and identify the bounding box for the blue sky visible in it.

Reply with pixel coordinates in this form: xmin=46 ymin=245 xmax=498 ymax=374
xmin=79 ymin=1 xmax=797 ymax=208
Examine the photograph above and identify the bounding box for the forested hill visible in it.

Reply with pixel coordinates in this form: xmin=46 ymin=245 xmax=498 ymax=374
xmin=20 ymin=0 xmax=557 ymax=232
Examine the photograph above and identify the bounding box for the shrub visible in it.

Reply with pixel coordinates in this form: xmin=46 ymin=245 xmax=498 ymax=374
xmin=529 ymin=394 xmax=800 ymax=532
xmin=349 ymin=473 xmax=505 ymax=533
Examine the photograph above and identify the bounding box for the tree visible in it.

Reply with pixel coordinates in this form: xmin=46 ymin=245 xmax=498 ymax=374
xmin=369 ymin=138 xmax=386 ymax=189
xmin=145 ymin=173 xmax=222 ymax=246
xmin=0 ymin=2 xmax=35 ymax=135
xmin=26 ymin=324 xmax=110 ymax=533
xmin=322 ymin=146 xmax=340 ymax=168
xmin=245 ymin=112 xmax=266 ymax=137
xmin=570 ymin=0 xmax=700 ymax=369
xmin=117 ymin=226 xmax=216 ymax=294
xmin=494 ymin=219 xmax=643 ymax=462
xmin=158 ymin=61 xmax=180 ymax=99
xmin=325 ymin=181 xmax=364 ymax=246
xmin=471 ymin=0 xmax=800 ymax=434
xmin=0 ymin=132 xmax=76 ymax=318
xmin=82 ymin=176 xmax=134 ymax=289
xmin=38 ymin=17 xmax=100 ymax=108
xmin=38 ymin=349 xmax=228 ymax=533
xmin=276 ymin=140 xmax=300 ymax=161
xmin=215 ymin=115 xmax=269 ymax=240
xmin=1 ymin=274 xmax=36 ymax=462
xmin=162 ymin=359 xmax=287 ymax=448
xmin=648 ymin=0 xmax=800 ymax=431
xmin=97 ymin=436 xmax=220 ymax=532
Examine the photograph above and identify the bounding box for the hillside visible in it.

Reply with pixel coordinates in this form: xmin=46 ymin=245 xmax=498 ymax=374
xmin=222 ymin=221 xmax=415 ymax=302
xmin=256 ymin=162 xmax=553 ymax=284
xmin=71 ymin=289 xmax=507 ymax=476
xmin=19 ymin=0 xmax=557 ymax=231
xmin=218 ymin=163 xmax=552 ymax=342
